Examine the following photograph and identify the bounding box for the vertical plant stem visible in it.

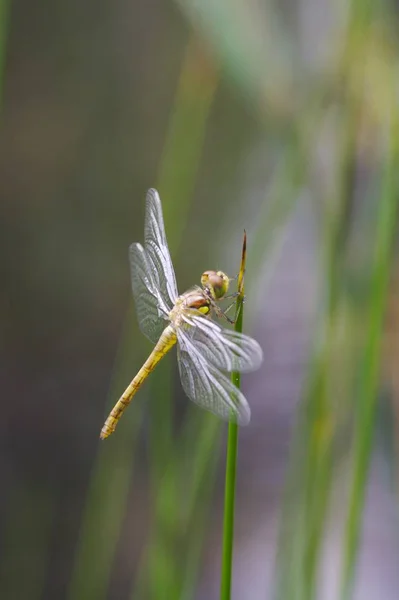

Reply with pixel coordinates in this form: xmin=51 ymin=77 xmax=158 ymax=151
xmin=150 ymin=33 xmax=219 ymax=477
xmin=220 ymin=233 xmax=246 ymax=600
xmin=341 ymin=112 xmax=399 ymax=599
xmin=300 ymin=95 xmax=358 ymax=600
xmin=68 ymin=310 xmax=143 ymax=600
xmin=273 ymin=92 xmax=358 ymax=600
xmin=179 ymin=417 xmax=222 ymax=597
xmin=220 ymin=421 xmax=239 ymax=600
xmin=133 ymin=34 xmax=219 ymax=598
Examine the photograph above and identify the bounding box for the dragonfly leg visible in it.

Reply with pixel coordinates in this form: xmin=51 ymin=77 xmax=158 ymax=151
xmin=224 ymin=300 xmax=238 ymax=315
xmin=213 ymin=301 xmax=238 ymax=325
xmin=211 ymin=303 xmax=233 ymax=324
xmin=222 ymin=313 xmax=236 ymax=325
xmin=230 ymin=268 xmax=246 ymax=283
xmin=223 ymin=291 xmax=240 ymax=300
xmin=227 ymin=294 xmax=246 ymax=323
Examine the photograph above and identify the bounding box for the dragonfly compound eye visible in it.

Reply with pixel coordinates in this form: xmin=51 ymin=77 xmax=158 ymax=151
xmin=201 ymin=270 xmax=229 ymax=299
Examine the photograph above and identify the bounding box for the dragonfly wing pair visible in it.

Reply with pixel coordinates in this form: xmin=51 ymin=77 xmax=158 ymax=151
xmin=129 ymin=188 xmax=262 ymax=425
xmin=129 ymin=189 xmax=178 ymax=344
xmin=177 ymin=316 xmax=262 ymax=425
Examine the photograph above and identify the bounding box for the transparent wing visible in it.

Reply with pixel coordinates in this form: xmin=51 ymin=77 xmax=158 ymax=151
xmin=179 ymin=314 xmax=263 ymax=373
xmin=144 ymin=189 xmax=178 ymax=307
xmin=129 ymin=189 xmax=178 ymax=344
xmin=129 ymin=243 xmax=169 ymax=344
xmin=176 ymin=327 xmax=251 ymax=425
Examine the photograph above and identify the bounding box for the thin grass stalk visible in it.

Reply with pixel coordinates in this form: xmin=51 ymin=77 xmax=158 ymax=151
xmin=132 ymin=34 xmax=219 ymax=597
xmin=149 ymin=36 xmax=219 ymax=474
xmin=272 ymin=85 xmax=358 ymax=597
xmin=69 ymin=32 xmax=218 ymax=600
xmin=220 ymin=232 xmax=247 ymax=600
xmin=148 ymin=33 xmax=219 ymax=476
xmin=132 ymin=414 xmax=221 ymax=600
xmin=300 ymin=88 xmax=359 ymax=599
xmin=220 ymin=421 xmax=239 ymax=600
xmin=178 ymin=420 xmax=222 ymax=598
xmin=67 ymin=311 xmax=143 ymax=600
xmin=340 ymin=111 xmax=399 ymax=600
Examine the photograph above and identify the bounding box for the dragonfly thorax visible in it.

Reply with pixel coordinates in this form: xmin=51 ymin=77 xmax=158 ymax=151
xmin=185 ymin=291 xmax=211 ymax=313
xmin=169 ymin=288 xmax=211 ymax=328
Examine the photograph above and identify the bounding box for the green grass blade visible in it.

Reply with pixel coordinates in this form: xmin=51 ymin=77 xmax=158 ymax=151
xmin=273 ymin=77 xmax=360 ymax=600
xmin=220 ymin=234 xmax=246 ymax=600
xmin=131 ymin=34 xmax=220 ymax=598
xmin=67 ymin=308 xmax=143 ymax=600
xmin=340 ymin=114 xmax=399 ymax=599
xmin=220 ymin=420 xmax=239 ymax=600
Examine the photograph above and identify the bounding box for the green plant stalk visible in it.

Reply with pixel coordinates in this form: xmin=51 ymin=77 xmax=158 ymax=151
xmin=68 ymin=306 xmax=143 ymax=600
xmin=300 ymin=93 xmax=359 ymax=600
xmin=220 ymin=420 xmax=239 ymax=600
xmin=220 ymin=242 xmax=246 ymax=600
xmin=179 ymin=418 xmax=222 ymax=598
xmin=133 ymin=413 xmax=222 ymax=600
xmin=273 ymin=89 xmax=358 ymax=600
xmin=133 ymin=35 xmax=220 ymax=599
xmin=340 ymin=117 xmax=399 ymax=599
xmin=150 ymin=37 xmax=219 ymax=477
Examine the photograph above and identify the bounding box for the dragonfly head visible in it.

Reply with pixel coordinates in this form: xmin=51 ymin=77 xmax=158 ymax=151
xmin=201 ymin=270 xmax=230 ymax=300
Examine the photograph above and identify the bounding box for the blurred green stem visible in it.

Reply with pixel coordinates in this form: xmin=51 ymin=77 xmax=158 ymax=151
xmin=301 ymin=90 xmax=359 ymax=600
xmin=68 ymin=307 xmax=143 ymax=600
xmin=150 ymin=34 xmax=219 ymax=467
xmin=341 ymin=112 xmax=399 ymax=599
xmin=220 ymin=421 xmax=239 ymax=600
xmin=273 ymin=76 xmax=359 ymax=600
xmin=220 ymin=235 xmax=246 ymax=600
xmin=134 ymin=35 xmax=220 ymax=598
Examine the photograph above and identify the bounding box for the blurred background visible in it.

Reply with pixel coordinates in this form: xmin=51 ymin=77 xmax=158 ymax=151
xmin=2 ymin=0 xmax=399 ymax=599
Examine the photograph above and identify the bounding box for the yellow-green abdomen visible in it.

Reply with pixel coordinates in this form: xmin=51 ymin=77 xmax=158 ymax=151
xmin=100 ymin=325 xmax=177 ymax=439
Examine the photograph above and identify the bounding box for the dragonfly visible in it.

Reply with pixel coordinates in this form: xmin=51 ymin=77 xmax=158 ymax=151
xmin=100 ymin=189 xmax=263 ymax=439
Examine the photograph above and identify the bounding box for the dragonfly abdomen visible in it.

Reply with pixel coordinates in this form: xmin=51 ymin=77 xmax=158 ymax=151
xmin=100 ymin=325 xmax=177 ymax=439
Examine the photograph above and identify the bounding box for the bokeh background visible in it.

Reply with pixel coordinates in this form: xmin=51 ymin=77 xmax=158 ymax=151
xmin=2 ymin=1 xmax=399 ymax=599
